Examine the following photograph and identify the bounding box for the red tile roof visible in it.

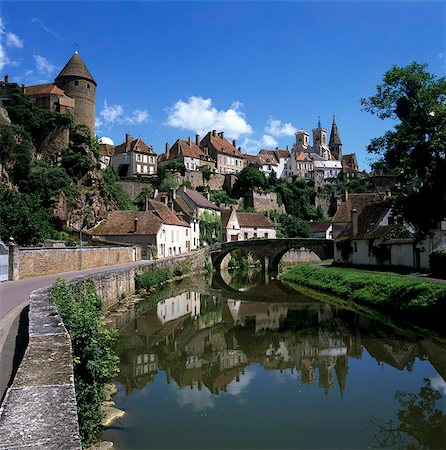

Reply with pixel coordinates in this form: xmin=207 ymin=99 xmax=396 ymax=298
xmin=179 ymin=187 xmax=220 ymax=211
xmin=24 ymin=83 xmax=66 ymax=96
xmin=221 ymin=209 xmax=276 ymax=229
xmin=169 ymin=139 xmax=207 ymax=159
xmin=200 ymin=131 xmax=244 ymax=158
xmin=148 ymin=199 xmax=189 ymax=227
xmin=87 ymin=211 xmax=162 ymax=236
xmin=114 ymin=136 xmax=156 ymax=155
xmin=332 ymin=193 xmax=382 ymax=224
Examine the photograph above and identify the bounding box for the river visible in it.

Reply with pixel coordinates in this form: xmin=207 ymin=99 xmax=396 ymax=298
xmin=104 ymin=269 xmax=446 ymax=449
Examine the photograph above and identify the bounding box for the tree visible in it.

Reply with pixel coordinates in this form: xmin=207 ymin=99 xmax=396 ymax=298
xmin=135 ymin=185 xmax=154 ymax=210
xmin=361 ymin=63 xmax=446 ymax=234
xmin=159 ymin=172 xmax=180 ymax=192
xmin=232 ymin=166 xmax=268 ymax=197
xmin=277 ymin=213 xmax=311 ymax=238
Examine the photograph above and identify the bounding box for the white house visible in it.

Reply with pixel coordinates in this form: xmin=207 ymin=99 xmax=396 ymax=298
xmin=221 ymin=208 xmax=276 ymax=242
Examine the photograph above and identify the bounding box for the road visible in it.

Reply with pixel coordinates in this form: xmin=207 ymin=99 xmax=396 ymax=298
xmin=0 ymin=259 xmax=153 ymax=402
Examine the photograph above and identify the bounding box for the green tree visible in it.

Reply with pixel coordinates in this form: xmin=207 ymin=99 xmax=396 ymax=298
xmin=135 ymin=185 xmax=154 ymax=210
xmin=276 ymin=213 xmax=312 ymax=238
xmin=232 ymin=166 xmax=268 ymax=197
xmin=361 ymin=62 xmax=446 ymax=234
xmin=103 ymin=167 xmax=134 ymax=210
xmin=159 ymin=172 xmax=180 ymax=192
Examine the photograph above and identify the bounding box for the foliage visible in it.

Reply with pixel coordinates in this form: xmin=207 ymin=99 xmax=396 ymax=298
xmin=228 ymin=248 xmax=250 ymax=270
xmin=429 ymin=248 xmax=446 ymax=279
xmin=0 ymin=185 xmax=55 ymax=244
xmin=159 ymin=172 xmax=180 ymax=192
xmin=199 ymin=211 xmax=222 ymax=245
xmin=335 ymin=238 xmax=353 ymax=261
xmin=232 ymin=166 xmax=268 ymax=197
xmin=135 ymin=185 xmax=154 ymax=210
xmin=51 ymin=280 xmax=119 ymax=447
xmin=103 ymin=167 xmax=134 ymax=210
xmin=135 ymin=267 xmax=173 ymax=290
xmin=210 ymin=189 xmax=238 ymax=206
xmin=202 ymin=166 xmax=212 ymax=182
xmin=282 ymin=264 xmax=446 ymax=332
xmin=361 ymin=63 xmax=446 ymax=234
xmin=0 ymin=124 xmax=33 ymax=185
xmin=275 ymin=178 xmax=323 ymax=221
xmin=6 ymin=86 xmax=73 ymax=145
xmin=370 ymin=378 xmax=446 ymax=449
xmin=276 ymin=213 xmax=311 ymax=238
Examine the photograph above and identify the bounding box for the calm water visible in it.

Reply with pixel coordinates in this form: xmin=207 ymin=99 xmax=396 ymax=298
xmin=105 ymin=270 xmax=446 ymax=449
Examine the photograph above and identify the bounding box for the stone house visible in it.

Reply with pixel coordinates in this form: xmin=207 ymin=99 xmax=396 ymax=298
xmin=87 ymin=199 xmax=191 ymax=258
xmin=98 ymin=142 xmax=115 ymax=170
xmin=200 ymin=130 xmax=246 ymax=175
xmin=111 ymin=134 xmax=157 ymax=177
xmin=249 ymin=152 xmax=279 ymax=178
xmin=259 ymin=148 xmax=290 ymax=179
xmin=158 ymin=135 xmax=215 ymax=172
xmin=309 ymin=220 xmax=333 ymax=239
xmin=341 ymin=153 xmax=361 ymax=178
xmin=24 ymin=83 xmax=75 ymax=115
xmin=221 ymin=209 xmax=276 ymax=242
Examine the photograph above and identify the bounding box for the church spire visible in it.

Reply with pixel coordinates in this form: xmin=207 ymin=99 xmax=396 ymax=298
xmin=329 ymin=114 xmax=342 ymax=160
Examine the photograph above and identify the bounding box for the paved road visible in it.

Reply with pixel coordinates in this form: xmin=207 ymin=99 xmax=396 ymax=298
xmin=0 ymin=259 xmax=153 ymax=402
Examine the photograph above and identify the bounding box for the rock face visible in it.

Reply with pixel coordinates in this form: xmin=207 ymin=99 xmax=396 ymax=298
xmin=0 ymin=106 xmax=11 ymax=126
xmin=37 ymin=125 xmax=70 ymax=162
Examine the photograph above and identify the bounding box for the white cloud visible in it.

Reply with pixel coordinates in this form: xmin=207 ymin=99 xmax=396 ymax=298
xmin=31 ymin=17 xmax=63 ymax=40
xmin=226 ymin=368 xmax=256 ymax=396
xmin=438 ymin=52 xmax=445 ymax=59
xmin=98 ymin=100 xmax=149 ymax=127
xmin=0 ymin=18 xmax=22 ymax=71
xmin=431 ymin=376 xmax=446 ymax=396
xmin=98 ymin=136 xmax=114 ymax=145
xmin=126 ymin=109 xmax=149 ymax=125
xmin=241 ymin=134 xmax=279 ymax=154
xmin=173 ymin=383 xmax=215 ymax=412
xmin=166 ymin=96 xmax=252 ymax=139
xmin=33 ymin=54 xmax=57 ymax=75
xmin=265 ymin=117 xmax=297 ymax=137
xmin=6 ymin=32 xmax=23 ymax=49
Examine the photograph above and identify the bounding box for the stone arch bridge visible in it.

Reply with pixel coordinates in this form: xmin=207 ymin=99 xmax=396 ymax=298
xmin=209 ymin=238 xmax=334 ymax=275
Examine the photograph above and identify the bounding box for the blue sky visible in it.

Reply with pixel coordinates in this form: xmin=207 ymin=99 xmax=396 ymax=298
xmin=1 ymin=1 xmax=445 ymax=169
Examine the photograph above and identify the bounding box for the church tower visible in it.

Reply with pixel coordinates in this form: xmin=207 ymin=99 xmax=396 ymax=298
xmin=312 ymin=118 xmax=328 ymax=157
xmin=295 ymin=129 xmax=310 ymax=153
xmin=329 ymin=115 xmax=342 ymax=161
xmin=55 ymin=52 xmax=96 ymax=135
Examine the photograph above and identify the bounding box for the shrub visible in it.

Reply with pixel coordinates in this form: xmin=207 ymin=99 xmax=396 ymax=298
xmin=51 ymin=280 xmax=119 ymax=447
xmin=135 ymin=267 xmax=173 ymax=290
xmin=430 ymin=248 xmax=446 ymax=279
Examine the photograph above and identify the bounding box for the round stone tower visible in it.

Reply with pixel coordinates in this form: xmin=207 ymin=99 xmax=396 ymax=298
xmin=55 ymin=52 xmax=96 ymax=135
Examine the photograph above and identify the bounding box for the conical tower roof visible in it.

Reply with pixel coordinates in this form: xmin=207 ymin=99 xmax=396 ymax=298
xmin=329 ymin=115 xmax=341 ymax=145
xmin=55 ymin=52 xmax=96 ymax=86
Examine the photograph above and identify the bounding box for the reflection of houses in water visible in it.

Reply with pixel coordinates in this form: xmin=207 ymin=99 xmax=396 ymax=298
xmin=226 ymin=300 xmax=289 ymax=332
xmin=157 ymin=292 xmax=201 ymax=323
xmin=114 ymin=290 xmax=446 ymax=399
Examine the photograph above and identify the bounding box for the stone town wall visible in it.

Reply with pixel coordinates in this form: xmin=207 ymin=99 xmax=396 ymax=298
xmin=244 ymin=191 xmax=286 ymax=214
xmin=0 ymin=248 xmax=210 ymax=449
xmin=119 ymin=180 xmax=150 ymax=201
xmin=11 ymin=246 xmax=141 ymax=281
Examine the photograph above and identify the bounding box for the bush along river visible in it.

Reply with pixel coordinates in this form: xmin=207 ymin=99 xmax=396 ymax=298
xmin=103 ymin=268 xmax=446 ymax=449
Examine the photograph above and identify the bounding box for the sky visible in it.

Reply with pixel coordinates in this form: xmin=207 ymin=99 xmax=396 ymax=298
xmin=1 ymin=1 xmax=445 ymax=170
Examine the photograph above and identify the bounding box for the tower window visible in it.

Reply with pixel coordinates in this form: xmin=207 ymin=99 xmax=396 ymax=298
xmin=87 ymin=83 xmax=90 ymax=89
xmin=75 ymin=80 xmax=79 ymax=86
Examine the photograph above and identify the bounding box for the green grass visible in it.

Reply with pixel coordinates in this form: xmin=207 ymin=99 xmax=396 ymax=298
xmin=281 ymin=264 xmax=446 ymax=333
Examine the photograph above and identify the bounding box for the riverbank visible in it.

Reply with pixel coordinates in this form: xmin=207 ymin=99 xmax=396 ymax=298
xmin=281 ymin=264 xmax=446 ymax=335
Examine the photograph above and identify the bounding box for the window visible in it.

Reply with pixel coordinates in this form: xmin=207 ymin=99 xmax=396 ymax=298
xmin=150 ymin=156 xmax=155 ymax=164
xmin=244 ymin=232 xmax=248 ymax=239
xmin=143 ymin=155 xmax=148 ymax=163
xmin=87 ymin=83 xmax=90 ymax=89
xmin=136 ymin=164 xmax=142 ymax=173
xmin=75 ymin=80 xmax=79 ymax=86
xmin=354 ymin=242 xmax=358 ymax=252
xmin=143 ymin=165 xmax=148 ymax=174
xmin=254 ymin=232 xmax=257 ymax=238
xmin=264 ymin=233 xmax=268 ymax=238
xmin=186 ymin=229 xmax=188 ymax=236
xmin=136 ymin=154 xmax=141 ymax=162
xmin=149 ymin=166 xmax=154 ymax=174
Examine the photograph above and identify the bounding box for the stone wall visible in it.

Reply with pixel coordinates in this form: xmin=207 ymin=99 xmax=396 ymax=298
xmin=0 ymin=248 xmax=210 ymax=448
xmin=10 ymin=246 xmax=141 ymax=281
xmin=244 ymin=191 xmax=286 ymax=214
xmin=119 ymin=180 xmax=154 ymax=201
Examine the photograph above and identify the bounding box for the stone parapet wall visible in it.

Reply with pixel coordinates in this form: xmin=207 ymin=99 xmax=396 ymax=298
xmin=10 ymin=246 xmax=141 ymax=281
xmin=0 ymin=249 xmax=210 ymax=448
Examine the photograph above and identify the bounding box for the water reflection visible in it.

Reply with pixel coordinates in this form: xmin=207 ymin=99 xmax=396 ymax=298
xmin=108 ymin=271 xmax=446 ymax=449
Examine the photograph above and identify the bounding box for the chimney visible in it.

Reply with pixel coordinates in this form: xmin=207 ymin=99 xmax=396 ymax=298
xmin=204 ymin=191 xmax=210 ymax=200
xmin=220 ymin=131 xmax=224 ymax=140
xmin=4 ymin=74 xmax=9 ymax=84
xmin=188 ymin=136 xmax=191 ymax=146
xmin=134 ymin=217 xmax=138 ymax=233
xmin=161 ymin=195 xmax=168 ymax=206
xmin=343 ymin=189 xmax=349 ymax=202
xmin=153 ymin=188 xmax=159 ymax=199
xmin=125 ymin=133 xmax=132 ymax=152
xmin=232 ymin=139 xmax=237 ymax=148
xmin=212 ymin=130 xmax=216 ymax=137
xmin=171 ymin=188 xmax=176 ymax=201
xmin=286 ymin=145 xmax=289 ymax=151
xmin=165 ymin=143 xmax=170 ymax=158
xmin=195 ymin=134 xmax=200 ymax=145
xmin=351 ymin=208 xmax=358 ymax=238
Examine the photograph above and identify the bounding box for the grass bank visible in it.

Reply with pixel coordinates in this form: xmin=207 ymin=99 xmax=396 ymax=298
xmin=281 ymin=264 xmax=446 ymax=334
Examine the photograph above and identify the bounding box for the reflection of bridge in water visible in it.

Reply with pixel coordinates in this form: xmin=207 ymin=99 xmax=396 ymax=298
xmin=209 ymin=238 xmax=334 ymax=275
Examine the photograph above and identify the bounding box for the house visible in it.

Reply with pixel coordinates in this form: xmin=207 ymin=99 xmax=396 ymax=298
xmin=158 ymin=135 xmax=215 ymax=172
xmin=200 ymin=130 xmax=246 ymax=174
xmin=259 ymin=148 xmax=290 ymax=179
xmin=333 ymin=202 xmax=432 ymax=268
xmin=248 ymin=152 xmax=279 ymax=178
xmin=98 ymin=141 xmax=115 ymax=170
xmin=24 ymin=83 xmax=75 ymax=115
xmin=331 ymin=192 xmax=383 ymax=239
xmin=111 ymin=133 xmax=157 ymax=177
xmin=341 ymin=153 xmax=361 ymax=178
xmin=87 ymin=199 xmax=191 ymax=258
xmin=309 ymin=220 xmax=333 ymax=239
xmin=221 ymin=208 xmax=276 ymax=241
